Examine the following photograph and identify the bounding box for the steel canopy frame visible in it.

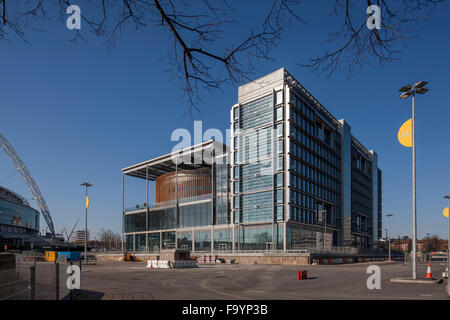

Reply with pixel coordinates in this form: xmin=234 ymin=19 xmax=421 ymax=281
xmin=122 ymin=140 xmax=229 ymax=181
xmin=0 ymin=132 xmax=55 ymax=235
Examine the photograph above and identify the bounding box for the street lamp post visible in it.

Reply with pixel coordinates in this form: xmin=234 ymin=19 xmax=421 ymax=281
xmin=387 ymin=214 xmax=393 ymax=261
xmin=444 ymin=195 xmax=450 ymax=296
xmin=81 ymin=182 xmax=93 ymax=264
xmin=399 ymin=81 xmax=429 ymax=279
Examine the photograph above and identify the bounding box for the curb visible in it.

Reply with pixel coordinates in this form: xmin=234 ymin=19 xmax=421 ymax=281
xmin=390 ymin=278 xmax=442 ymax=284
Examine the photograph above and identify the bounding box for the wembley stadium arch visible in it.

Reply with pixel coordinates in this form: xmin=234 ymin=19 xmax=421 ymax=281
xmin=0 ymin=132 xmax=55 ymax=236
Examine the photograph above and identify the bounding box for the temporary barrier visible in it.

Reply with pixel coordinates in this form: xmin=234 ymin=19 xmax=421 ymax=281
xmin=44 ymin=251 xmax=57 ymax=262
xmin=57 ymin=251 xmax=81 ymax=262
xmin=158 ymin=260 xmax=170 ymax=268
xmin=172 ymin=260 xmax=198 ymax=268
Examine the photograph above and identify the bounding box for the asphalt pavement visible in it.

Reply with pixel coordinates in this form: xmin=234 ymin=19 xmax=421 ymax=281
xmin=76 ymin=260 xmax=449 ymax=300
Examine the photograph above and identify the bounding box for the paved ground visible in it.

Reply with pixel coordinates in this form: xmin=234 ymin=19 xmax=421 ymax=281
xmin=76 ymin=260 xmax=449 ymax=300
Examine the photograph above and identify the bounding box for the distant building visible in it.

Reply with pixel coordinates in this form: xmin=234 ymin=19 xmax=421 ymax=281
xmin=390 ymin=239 xmax=410 ymax=252
xmin=75 ymin=229 xmax=90 ymax=246
xmin=0 ymin=186 xmax=40 ymax=250
xmin=417 ymin=238 xmax=448 ymax=252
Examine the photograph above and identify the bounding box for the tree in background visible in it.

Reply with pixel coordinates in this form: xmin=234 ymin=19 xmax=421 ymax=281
xmin=97 ymin=228 xmax=122 ymax=250
xmin=424 ymin=234 xmax=445 ymax=252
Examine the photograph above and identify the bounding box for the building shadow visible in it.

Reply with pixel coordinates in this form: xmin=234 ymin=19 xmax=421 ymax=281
xmin=67 ymin=290 xmax=105 ymax=300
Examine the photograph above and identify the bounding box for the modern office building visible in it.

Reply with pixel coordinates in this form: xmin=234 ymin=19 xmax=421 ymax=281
xmin=122 ymin=68 xmax=382 ymax=252
xmin=122 ymin=140 xmax=230 ymax=252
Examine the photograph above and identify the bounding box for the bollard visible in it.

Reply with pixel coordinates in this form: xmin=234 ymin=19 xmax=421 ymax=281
xmin=78 ymin=258 xmax=82 ymax=294
xmin=69 ymin=261 xmax=73 ymax=300
xmin=30 ymin=265 xmax=36 ymax=300
xmin=55 ymin=262 xmax=60 ymax=300
xmin=297 ymin=270 xmax=307 ymax=280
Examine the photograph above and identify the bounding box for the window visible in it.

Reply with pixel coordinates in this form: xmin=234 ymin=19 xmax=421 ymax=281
xmin=276 ymin=107 xmax=283 ymax=121
xmin=275 ymin=90 xmax=283 ymax=105
xmin=234 ymin=106 xmax=239 ymax=119
xmin=317 ymin=123 xmax=323 ymax=140
xmin=276 ymin=206 xmax=283 ymax=220
xmin=275 ymin=173 xmax=283 ymax=187
xmin=233 ymin=181 xmax=239 ymax=193
xmin=276 ymin=139 xmax=283 ymax=154
xmin=233 ymin=196 xmax=240 ymax=209
xmin=276 ymin=124 xmax=283 ymax=138
xmin=324 ymin=128 xmax=332 ymax=145
xmin=276 ymin=189 xmax=283 ymax=203
xmin=276 ymin=156 xmax=283 ymax=171
xmin=234 ymin=211 xmax=240 ymax=223
xmin=233 ymin=166 xmax=239 ymax=179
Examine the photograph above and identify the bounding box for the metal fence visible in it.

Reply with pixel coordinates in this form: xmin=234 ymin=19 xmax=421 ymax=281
xmin=403 ymin=252 xmax=447 ymax=265
xmin=123 ymin=245 xmax=400 ymax=257
xmin=0 ymin=255 xmax=78 ymax=300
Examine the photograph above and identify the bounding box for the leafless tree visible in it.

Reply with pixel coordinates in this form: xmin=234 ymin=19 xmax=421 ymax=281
xmin=98 ymin=228 xmax=121 ymax=250
xmin=299 ymin=0 xmax=445 ymax=78
xmin=0 ymin=0 xmax=445 ymax=111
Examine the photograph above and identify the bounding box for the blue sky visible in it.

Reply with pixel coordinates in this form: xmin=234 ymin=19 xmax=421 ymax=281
xmin=0 ymin=1 xmax=449 ymax=239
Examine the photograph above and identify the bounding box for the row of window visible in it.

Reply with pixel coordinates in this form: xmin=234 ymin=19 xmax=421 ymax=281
xmin=290 ymin=173 xmax=340 ymax=204
xmin=289 ymin=206 xmax=321 ymax=225
xmin=289 ymin=125 xmax=340 ymax=169
xmin=124 ymin=202 xmax=216 ymax=233
xmin=290 ymin=94 xmax=315 ymax=122
xmin=290 ymin=157 xmax=340 ymax=193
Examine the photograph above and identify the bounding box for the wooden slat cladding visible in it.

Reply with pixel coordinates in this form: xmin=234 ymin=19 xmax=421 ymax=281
xmin=155 ymin=167 xmax=212 ymax=203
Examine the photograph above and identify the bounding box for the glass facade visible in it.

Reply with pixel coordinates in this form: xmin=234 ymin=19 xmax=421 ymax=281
xmin=148 ymin=233 xmax=160 ymax=252
xmin=232 ymin=92 xmax=282 ymax=227
xmin=179 ymin=202 xmax=212 ymax=228
xmin=235 ymin=225 xmax=282 ymax=250
xmin=285 ymin=224 xmax=333 ymax=250
xmin=194 ymin=231 xmax=211 ymax=251
xmin=122 ymin=68 xmax=381 ymax=252
xmin=215 ymin=154 xmax=230 ymax=225
xmin=350 ymin=146 xmax=373 ymax=248
xmin=177 ymin=231 xmax=192 ymax=250
xmin=213 ymin=229 xmax=232 ymax=251
xmin=0 ymin=198 xmax=40 ymax=234
xmin=287 ymin=92 xmax=342 ymax=246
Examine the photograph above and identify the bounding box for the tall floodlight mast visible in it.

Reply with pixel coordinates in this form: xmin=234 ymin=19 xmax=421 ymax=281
xmin=0 ymin=132 xmax=55 ymax=235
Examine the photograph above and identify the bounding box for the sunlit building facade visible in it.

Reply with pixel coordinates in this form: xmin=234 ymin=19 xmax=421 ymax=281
xmin=231 ymin=68 xmax=381 ymax=250
xmin=122 ymin=141 xmax=231 ymax=253
xmin=122 ymin=68 xmax=382 ymax=252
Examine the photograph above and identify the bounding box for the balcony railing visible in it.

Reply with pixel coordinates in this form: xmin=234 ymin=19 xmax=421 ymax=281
xmin=124 ymin=194 xmax=212 ymax=213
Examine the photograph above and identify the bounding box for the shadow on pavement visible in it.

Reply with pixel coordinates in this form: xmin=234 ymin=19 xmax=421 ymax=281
xmin=71 ymin=290 xmax=105 ymax=300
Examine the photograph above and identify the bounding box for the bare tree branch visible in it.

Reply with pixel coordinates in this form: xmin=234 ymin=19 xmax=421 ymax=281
xmin=299 ymin=0 xmax=445 ymax=78
xmin=0 ymin=0 xmax=446 ymax=111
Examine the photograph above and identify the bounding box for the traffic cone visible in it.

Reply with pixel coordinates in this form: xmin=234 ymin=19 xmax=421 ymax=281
xmin=426 ymin=263 xmax=432 ymax=279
